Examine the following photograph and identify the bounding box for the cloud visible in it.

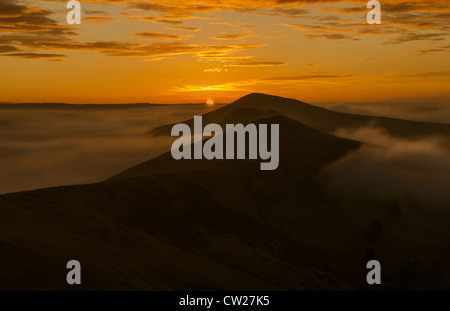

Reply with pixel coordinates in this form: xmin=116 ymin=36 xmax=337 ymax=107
xmin=83 ymin=9 xmax=109 ymax=15
xmin=0 ymin=32 xmax=264 ymax=60
xmin=0 ymin=44 xmax=19 ymax=53
xmin=263 ymin=74 xmax=353 ymax=80
xmin=128 ymin=1 xmax=214 ymax=15
xmin=326 ymin=2 xmax=448 ymax=14
xmin=320 ymin=92 xmax=450 ymax=124
xmin=399 ymin=71 xmax=450 ymax=78
xmin=204 ymin=67 xmax=228 ymax=73
xmin=0 ymin=104 xmax=217 ymax=194
xmin=383 ymin=1 xmax=449 ymax=13
xmin=175 ymin=79 xmax=260 ymax=92
xmin=226 ymin=61 xmax=287 ymax=67
xmin=0 ymin=0 xmax=76 ymax=36
xmin=135 ymin=32 xmax=183 ymax=40
xmin=0 ymin=0 xmax=265 ymax=63
xmin=169 ymin=26 xmax=200 ymax=31
xmin=306 ymin=33 xmax=353 ymax=40
xmin=0 ymin=52 xmax=66 ymax=59
xmin=3 ymin=0 xmax=448 ymax=64
xmin=156 ymin=19 xmax=185 ymax=25
xmin=321 ymin=125 xmax=450 ymax=209
xmin=383 ymin=33 xmax=446 ymax=45
xmin=0 ymin=0 xmax=24 ymax=15
xmin=416 ymin=45 xmax=450 ymax=55
xmin=211 ymin=33 xmax=249 ymax=40
xmin=193 ymin=44 xmax=264 ymax=62
xmin=282 ymin=23 xmax=353 ymax=40
xmin=283 ymin=23 xmax=339 ymax=32
xmin=175 ymin=72 xmax=354 ymax=92
xmin=83 ymin=17 xmax=116 ymax=24
xmin=285 ymin=1 xmax=450 ymax=43
xmin=271 ymin=7 xmax=308 ymax=17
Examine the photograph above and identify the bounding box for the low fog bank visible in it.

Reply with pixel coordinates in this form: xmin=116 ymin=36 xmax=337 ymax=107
xmin=0 ymin=105 xmax=216 ymax=194
xmin=321 ymin=125 xmax=450 ymax=209
xmin=318 ymin=95 xmax=450 ymax=124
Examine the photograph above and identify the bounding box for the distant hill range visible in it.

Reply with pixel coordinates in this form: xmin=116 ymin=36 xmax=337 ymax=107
xmin=0 ymin=103 xmax=216 ymax=110
xmin=0 ymin=93 xmax=449 ymax=290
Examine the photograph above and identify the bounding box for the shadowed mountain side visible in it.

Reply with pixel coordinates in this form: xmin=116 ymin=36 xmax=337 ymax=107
xmin=1 ymin=116 xmax=450 ymax=290
xmin=109 ymin=116 xmax=360 ymax=181
xmin=149 ymin=93 xmax=450 ymax=138
xmin=0 ymin=116 xmax=367 ymax=290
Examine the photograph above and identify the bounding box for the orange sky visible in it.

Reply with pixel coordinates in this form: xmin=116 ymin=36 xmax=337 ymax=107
xmin=0 ymin=0 xmax=449 ymax=104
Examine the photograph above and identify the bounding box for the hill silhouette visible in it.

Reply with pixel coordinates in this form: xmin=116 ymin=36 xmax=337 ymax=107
xmin=0 ymin=94 xmax=450 ymax=290
xmin=149 ymin=93 xmax=450 ymax=138
xmin=110 ymin=115 xmax=359 ymax=180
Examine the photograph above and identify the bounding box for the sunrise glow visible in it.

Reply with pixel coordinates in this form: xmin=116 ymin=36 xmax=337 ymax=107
xmin=0 ymin=0 xmax=448 ymax=105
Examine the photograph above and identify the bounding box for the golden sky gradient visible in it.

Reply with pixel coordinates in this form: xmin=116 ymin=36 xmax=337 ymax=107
xmin=0 ymin=0 xmax=449 ymax=104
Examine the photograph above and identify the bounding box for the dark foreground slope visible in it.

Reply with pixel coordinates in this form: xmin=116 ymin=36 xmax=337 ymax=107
xmin=0 ymin=116 xmax=362 ymax=290
xmin=1 ymin=114 xmax=450 ymax=290
xmin=149 ymin=93 xmax=450 ymax=138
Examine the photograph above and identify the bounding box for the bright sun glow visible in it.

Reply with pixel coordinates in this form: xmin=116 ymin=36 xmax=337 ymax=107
xmin=206 ymin=99 xmax=215 ymax=105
